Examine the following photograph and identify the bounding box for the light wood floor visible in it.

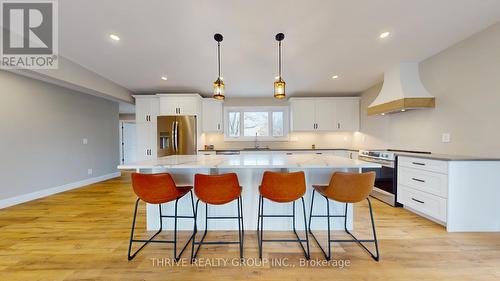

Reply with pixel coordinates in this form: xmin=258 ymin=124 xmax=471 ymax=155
xmin=1 ymin=172 xmax=499 ymax=281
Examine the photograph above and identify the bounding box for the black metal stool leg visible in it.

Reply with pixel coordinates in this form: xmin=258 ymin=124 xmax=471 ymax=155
xmin=190 ymin=199 xmax=200 ymax=263
xmin=308 ymin=189 xmax=315 ymax=233
xmin=237 ymin=196 xmax=243 ymax=259
xmin=173 ymin=190 xmax=197 ymax=261
xmin=326 ymin=195 xmax=331 ymax=260
xmin=308 ymin=191 xmax=334 ymax=260
xmin=301 ymin=197 xmax=311 ymax=259
xmin=258 ymin=196 xmax=264 ymax=259
xmin=334 ymin=198 xmax=380 ymax=261
xmin=127 ymin=199 xmax=162 ymax=261
xmin=239 ymin=196 xmax=244 ymax=235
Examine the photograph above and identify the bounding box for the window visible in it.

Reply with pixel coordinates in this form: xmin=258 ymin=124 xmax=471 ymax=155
xmin=244 ymin=112 xmax=268 ymax=136
xmin=228 ymin=112 xmax=240 ymax=137
xmin=224 ymin=106 xmax=289 ymax=141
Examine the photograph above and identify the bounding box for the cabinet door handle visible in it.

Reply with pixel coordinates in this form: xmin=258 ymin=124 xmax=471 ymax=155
xmin=412 ymin=178 xmax=425 ymax=183
xmin=411 ymin=198 xmax=425 ymax=204
xmin=412 ymin=162 xmax=425 ymax=166
xmin=337 ymin=123 xmax=340 ymax=129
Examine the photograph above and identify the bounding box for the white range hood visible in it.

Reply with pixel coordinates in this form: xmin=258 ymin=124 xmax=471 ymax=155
xmin=368 ymin=62 xmax=435 ymax=115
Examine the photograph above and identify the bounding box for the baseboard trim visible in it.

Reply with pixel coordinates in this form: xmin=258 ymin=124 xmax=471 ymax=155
xmin=0 ymin=172 xmax=121 ymax=209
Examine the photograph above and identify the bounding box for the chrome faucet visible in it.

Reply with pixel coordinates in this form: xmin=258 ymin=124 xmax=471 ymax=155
xmin=254 ymin=133 xmax=259 ymax=149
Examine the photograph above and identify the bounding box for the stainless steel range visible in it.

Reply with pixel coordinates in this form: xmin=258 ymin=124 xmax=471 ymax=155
xmin=358 ymin=150 xmax=400 ymax=207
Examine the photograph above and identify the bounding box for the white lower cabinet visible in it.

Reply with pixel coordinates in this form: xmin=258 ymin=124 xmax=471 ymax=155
xmin=397 ymin=156 xmax=448 ymax=224
xmin=398 ymin=185 xmax=447 ymax=222
xmin=398 ymin=156 xmax=500 ymax=232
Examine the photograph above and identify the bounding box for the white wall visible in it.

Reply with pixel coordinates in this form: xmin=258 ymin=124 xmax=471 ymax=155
xmin=354 ymin=21 xmax=500 ymax=158
xmin=0 ymin=70 xmax=120 ymax=204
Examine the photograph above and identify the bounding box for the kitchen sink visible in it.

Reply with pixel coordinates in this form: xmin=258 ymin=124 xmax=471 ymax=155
xmin=242 ymin=147 xmax=270 ymax=151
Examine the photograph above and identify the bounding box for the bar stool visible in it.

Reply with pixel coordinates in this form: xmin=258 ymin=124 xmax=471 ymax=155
xmin=128 ymin=173 xmax=196 ymax=261
xmin=308 ymin=171 xmax=380 ymax=261
xmin=190 ymin=173 xmax=244 ymax=262
xmin=257 ymin=171 xmax=310 ymax=259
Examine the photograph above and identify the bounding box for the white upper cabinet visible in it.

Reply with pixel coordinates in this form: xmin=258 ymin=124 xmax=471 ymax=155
xmin=202 ymin=98 xmax=223 ymax=132
xmin=158 ymin=94 xmax=201 ymax=116
xmin=315 ymin=99 xmax=338 ymax=131
xmin=289 ymin=97 xmax=359 ymax=132
xmin=134 ymin=95 xmax=159 ymax=123
xmin=289 ymin=99 xmax=316 ymax=131
xmin=335 ymin=98 xmax=360 ymax=131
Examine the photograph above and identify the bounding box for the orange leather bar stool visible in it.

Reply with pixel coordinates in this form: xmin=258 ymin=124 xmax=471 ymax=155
xmin=308 ymin=171 xmax=380 ymax=261
xmin=128 ymin=173 xmax=195 ymax=261
xmin=190 ymin=173 xmax=243 ymax=262
xmin=257 ymin=171 xmax=310 ymax=259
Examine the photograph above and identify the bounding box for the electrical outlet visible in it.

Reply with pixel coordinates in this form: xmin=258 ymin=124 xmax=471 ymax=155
xmin=290 ymin=136 xmax=299 ymax=141
xmin=83 ymin=138 xmax=88 ymax=145
xmin=441 ymin=133 xmax=451 ymax=143
xmin=87 ymin=168 xmax=93 ymax=175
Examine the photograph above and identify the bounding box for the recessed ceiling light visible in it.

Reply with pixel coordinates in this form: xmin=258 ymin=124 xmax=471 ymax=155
xmin=379 ymin=31 xmax=390 ymax=39
xmin=331 ymin=75 xmax=339 ymax=79
xmin=161 ymin=76 xmax=167 ymax=81
xmin=109 ymin=34 xmax=120 ymax=41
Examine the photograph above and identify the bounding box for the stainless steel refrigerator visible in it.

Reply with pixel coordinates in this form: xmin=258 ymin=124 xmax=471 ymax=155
xmin=157 ymin=116 xmax=197 ymax=157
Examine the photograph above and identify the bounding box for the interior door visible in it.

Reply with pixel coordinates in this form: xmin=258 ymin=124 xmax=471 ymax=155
xmin=176 ymin=116 xmax=197 ymax=155
xmin=122 ymin=122 xmax=137 ymax=164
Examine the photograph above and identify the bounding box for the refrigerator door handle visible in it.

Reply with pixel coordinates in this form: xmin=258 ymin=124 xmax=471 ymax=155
xmin=171 ymin=121 xmax=176 ymax=152
xmin=174 ymin=121 xmax=179 ymax=153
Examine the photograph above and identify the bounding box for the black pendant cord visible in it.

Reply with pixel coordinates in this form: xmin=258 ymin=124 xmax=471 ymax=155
xmin=278 ymin=41 xmax=282 ymax=78
xmin=217 ymin=42 xmax=221 ymax=79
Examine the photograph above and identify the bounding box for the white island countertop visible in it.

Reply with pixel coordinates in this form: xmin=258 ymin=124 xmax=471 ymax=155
xmin=118 ymin=154 xmax=381 ymax=170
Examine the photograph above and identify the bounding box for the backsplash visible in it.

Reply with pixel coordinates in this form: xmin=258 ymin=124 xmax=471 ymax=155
xmin=201 ymin=131 xmax=355 ymax=150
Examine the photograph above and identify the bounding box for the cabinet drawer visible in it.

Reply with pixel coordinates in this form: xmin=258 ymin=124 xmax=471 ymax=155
xmin=398 ymin=156 xmax=448 ymax=174
xmin=398 ymin=185 xmax=447 ymax=222
xmin=398 ymin=166 xmax=448 ymax=198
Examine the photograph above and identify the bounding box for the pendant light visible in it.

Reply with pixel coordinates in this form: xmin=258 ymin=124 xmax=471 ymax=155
xmin=274 ymin=33 xmax=286 ymax=99
xmin=213 ymin=33 xmax=225 ymax=100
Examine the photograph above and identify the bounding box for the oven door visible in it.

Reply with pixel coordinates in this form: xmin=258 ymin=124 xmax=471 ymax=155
xmin=362 ymin=164 xmax=397 ymax=206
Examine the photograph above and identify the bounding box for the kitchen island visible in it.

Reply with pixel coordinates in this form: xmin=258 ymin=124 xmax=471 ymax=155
xmin=118 ymin=154 xmax=380 ymax=231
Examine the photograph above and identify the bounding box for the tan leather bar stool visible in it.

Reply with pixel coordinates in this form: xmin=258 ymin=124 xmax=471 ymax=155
xmin=308 ymin=171 xmax=380 ymax=261
xmin=257 ymin=171 xmax=310 ymax=259
xmin=128 ymin=173 xmax=196 ymax=261
xmin=190 ymin=173 xmax=244 ymax=262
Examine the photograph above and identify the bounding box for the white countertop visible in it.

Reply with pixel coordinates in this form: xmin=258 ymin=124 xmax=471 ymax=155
xmin=118 ymin=154 xmax=381 ymax=169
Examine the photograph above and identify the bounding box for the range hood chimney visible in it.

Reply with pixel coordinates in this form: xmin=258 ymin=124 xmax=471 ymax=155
xmin=368 ymin=62 xmax=435 ymax=115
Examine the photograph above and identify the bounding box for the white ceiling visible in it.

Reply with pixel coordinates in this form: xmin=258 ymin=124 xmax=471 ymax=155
xmin=59 ymin=0 xmax=500 ymax=98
